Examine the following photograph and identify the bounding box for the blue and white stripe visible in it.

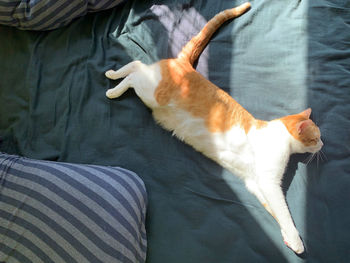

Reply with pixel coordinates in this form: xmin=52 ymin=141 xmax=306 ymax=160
xmin=0 ymin=153 xmax=147 ymax=263
xmin=0 ymin=0 xmax=125 ymax=30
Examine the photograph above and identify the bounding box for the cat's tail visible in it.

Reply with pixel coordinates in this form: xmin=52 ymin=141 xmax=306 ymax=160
xmin=177 ymin=2 xmax=251 ymax=65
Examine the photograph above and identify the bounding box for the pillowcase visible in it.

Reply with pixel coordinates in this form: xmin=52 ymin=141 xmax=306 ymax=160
xmin=0 ymin=0 xmax=125 ymax=30
xmin=0 ymin=153 xmax=147 ymax=263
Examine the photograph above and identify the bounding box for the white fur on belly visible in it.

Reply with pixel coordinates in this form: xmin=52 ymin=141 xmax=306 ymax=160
xmin=152 ymin=105 xmax=256 ymax=178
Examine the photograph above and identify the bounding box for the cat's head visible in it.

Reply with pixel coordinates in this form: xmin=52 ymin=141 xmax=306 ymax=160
xmin=281 ymin=108 xmax=323 ymax=154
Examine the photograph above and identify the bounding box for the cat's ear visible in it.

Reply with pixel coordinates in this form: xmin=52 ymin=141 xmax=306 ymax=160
xmin=300 ymin=108 xmax=312 ymax=119
xmin=297 ymin=119 xmax=312 ymax=134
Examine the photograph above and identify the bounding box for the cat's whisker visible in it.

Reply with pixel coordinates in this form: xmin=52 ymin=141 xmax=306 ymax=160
xmin=317 ymin=151 xmax=324 ymax=163
xmin=304 ymin=153 xmax=316 ymax=166
xmin=303 ymin=154 xmax=311 ymax=165
xmin=304 ymin=151 xmax=327 ymax=167
xmin=319 ymin=150 xmax=328 ymax=162
xmin=313 ymin=153 xmax=317 ymax=167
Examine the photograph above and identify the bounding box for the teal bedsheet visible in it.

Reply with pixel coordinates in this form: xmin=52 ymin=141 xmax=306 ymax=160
xmin=0 ymin=0 xmax=349 ymax=262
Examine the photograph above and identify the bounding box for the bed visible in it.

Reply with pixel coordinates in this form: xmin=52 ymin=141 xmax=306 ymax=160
xmin=0 ymin=0 xmax=349 ymax=262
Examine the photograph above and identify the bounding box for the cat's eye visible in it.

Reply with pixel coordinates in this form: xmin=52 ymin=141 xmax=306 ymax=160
xmin=309 ymin=138 xmax=319 ymax=144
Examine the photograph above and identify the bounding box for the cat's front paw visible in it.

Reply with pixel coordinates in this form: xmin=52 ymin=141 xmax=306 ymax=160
xmin=105 ymin=70 xmax=118 ymax=80
xmin=281 ymin=229 xmax=305 ymax=254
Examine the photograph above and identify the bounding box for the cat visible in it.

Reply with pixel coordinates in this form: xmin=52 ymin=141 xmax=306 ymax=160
xmin=105 ymin=2 xmax=323 ymax=254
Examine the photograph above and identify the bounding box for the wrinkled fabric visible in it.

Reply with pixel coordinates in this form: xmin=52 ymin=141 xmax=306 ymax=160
xmin=0 ymin=0 xmax=349 ymax=262
xmin=0 ymin=0 xmax=125 ymax=30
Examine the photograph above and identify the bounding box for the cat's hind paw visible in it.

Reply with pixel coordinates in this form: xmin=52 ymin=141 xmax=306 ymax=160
xmin=105 ymin=70 xmax=119 ymax=80
xmin=281 ymin=229 xmax=305 ymax=254
xmin=105 ymin=61 xmax=143 ymax=80
xmin=106 ymin=87 xmax=126 ymax=99
xmin=105 ymin=75 xmax=132 ymax=99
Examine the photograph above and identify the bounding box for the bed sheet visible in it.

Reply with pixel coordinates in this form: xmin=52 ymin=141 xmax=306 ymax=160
xmin=0 ymin=0 xmax=349 ymax=262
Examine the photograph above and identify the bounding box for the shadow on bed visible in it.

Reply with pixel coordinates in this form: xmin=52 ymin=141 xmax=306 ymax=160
xmin=305 ymin=1 xmax=350 ymax=262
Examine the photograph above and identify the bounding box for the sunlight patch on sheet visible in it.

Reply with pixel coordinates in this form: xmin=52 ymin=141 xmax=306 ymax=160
xmin=151 ymin=4 xmax=209 ymax=77
xmin=229 ymin=0 xmax=309 ymax=120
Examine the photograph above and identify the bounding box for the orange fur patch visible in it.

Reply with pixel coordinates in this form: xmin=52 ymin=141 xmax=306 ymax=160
xmin=178 ymin=2 xmax=251 ymax=65
xmin=155 ymin=59 xmax=265 ymax=133
xmin=154 ymin=3 xmax=260 ymax=134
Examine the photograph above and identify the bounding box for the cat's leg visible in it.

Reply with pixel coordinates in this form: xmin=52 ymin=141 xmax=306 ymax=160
xmin=105 ymin=60 xmax=142 ymax=80
xmin=105 ymin=61 xmax=162 ymax=108
xmin=257 ymin=179 xmax=304 ymax=254
xmin=106 ymin=75 xmax=133 ymax=99
xmin=105 ymin=61 xmax=147 ymax=99
xmin=245 ymin=179 xmax=273 ymax=216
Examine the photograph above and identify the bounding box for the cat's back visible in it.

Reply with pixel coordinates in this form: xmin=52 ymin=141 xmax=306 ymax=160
xmin=155 ymin=59 xmax=214 ymax=106
xmin=154 ymin=58 xmax=249 ymax=133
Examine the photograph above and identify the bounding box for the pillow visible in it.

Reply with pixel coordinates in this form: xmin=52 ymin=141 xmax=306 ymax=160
xmin=0 ymin=0 xmax=125 ymax=30
xmin=0 ymin=153 xmax=147 ymax=263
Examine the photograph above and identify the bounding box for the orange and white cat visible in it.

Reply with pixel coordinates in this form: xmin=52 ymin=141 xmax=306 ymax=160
xmin=105 ymin=2 xmax=323 ymax=254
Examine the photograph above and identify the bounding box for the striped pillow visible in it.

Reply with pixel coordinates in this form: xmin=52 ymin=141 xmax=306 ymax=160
xmin=0 ymin=153 xmax=147 ymax=263
xmin=0 ymin=0 xmax=125 ymax=30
